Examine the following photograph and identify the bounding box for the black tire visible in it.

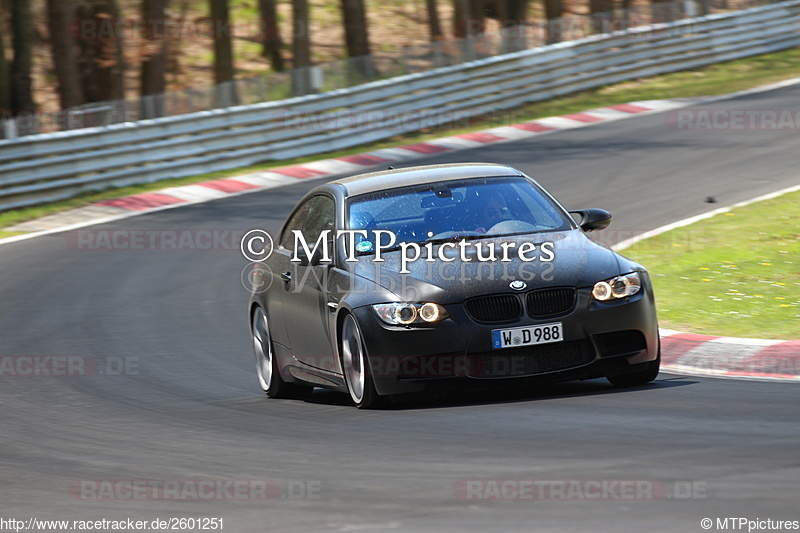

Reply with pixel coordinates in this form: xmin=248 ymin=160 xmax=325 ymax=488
xmin=251 ymin=307 xmax=313 ymax=399
xmin=340 ymin=314 xmax=383 ymax=409
xmin=607 ymin=350 xmax=661 ymax=387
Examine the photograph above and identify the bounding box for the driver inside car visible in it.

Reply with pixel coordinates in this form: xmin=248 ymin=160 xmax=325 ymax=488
xmin=474 ymin=191 xmax=512 ymax=233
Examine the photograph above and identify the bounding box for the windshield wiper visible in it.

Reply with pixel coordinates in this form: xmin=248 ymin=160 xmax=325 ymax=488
xmin=424 ymin=233 xmax=493 ymax=244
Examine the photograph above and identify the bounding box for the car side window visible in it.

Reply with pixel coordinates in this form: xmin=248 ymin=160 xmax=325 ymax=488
xmin=279 ymin=195 xmax=335 ymax=251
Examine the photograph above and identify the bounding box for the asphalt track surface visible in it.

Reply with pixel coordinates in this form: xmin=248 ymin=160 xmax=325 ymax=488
xmin=2 ymin=85 xmax=799 ymax=532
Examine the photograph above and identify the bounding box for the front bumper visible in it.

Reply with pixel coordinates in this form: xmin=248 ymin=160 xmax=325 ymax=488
xmin=352 ymin=285 xmax=659 ymax=396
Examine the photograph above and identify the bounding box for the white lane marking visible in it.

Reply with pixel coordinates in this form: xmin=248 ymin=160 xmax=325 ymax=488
xmin=423 ymin=137 xmax=486 ymax=150
xmin=300 ymin=159 xmax=366 ymax=175
xmin=534 ymin=116 xmax=589 ymax=129
xmin=613 ymin=182 xmax=800 ymax=251
xmin=233 ymin=173 xmax=298 ymax=188
xmin=157 ymin=184 xmax=230 ymax=202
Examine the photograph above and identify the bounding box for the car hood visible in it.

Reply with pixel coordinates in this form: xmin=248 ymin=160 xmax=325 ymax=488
xmin=350 ymin=230 xmax=625 ymax=303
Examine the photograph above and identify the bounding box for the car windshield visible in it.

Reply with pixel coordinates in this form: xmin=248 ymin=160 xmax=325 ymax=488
xmin=346 ymin=176 xmax=573 ymax=253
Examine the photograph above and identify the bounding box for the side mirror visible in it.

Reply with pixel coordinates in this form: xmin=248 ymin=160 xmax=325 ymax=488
xmin=569 ymin=209 xmax=612 ymax=232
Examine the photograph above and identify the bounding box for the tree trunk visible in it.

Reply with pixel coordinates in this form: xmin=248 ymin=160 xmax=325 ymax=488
xmin=543 ymin=0 xmax=563 ymax=43
xmin=590 ymin=0 xmax=613 ymax=33
xmin=258 ymin=0 xmax=284 ymax=71
xmin=622 ymin=0 xmax=631 ymax=28
xmin=77 ymin=0 xmax=126 ymax=104
xmin=426 ymin=0 xmax=443 ymax=40
xmin=500 ymin=0 xmax=528 ymax=51
xmin=471 ymin=0 xmax=485 ymax=31
xmin=651 ymin=0 xmax=676 ymax=23
xmin=140 ymin=0 xmax=170 ymax=118
xmin=453 ymin=0 xmax=482 ymax=38
xmin=209 ymin=0 xmax=237 ymax=107
xmin=291 ymin=0 xmax=313 ymax=95
xmin=0 ymin=6 xmax=11 ymax=117
xmin=453 ymin=0 xmax=474 ymax=39
xmin=47 ymin=0 xmax=86 ymax=110
xmin=10 ymin=0 xmax=36 ymax=114
xmin=340 ymin=0 xmax=370 ymax=58
xmin=340 ymin=0 xmax=372 ymax=81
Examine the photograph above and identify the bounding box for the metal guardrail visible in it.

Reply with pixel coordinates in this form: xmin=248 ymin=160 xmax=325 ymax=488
xmin=1 ymin=0 xmax=799 ymax=211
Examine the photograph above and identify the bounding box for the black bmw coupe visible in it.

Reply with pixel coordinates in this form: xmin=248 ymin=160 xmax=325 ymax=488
xmin=247 ymin=163 xmax=660 ymax=408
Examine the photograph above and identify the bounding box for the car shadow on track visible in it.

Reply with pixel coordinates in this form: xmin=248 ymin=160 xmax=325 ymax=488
xmin=301 ymin=375 xmax=697 ymax=411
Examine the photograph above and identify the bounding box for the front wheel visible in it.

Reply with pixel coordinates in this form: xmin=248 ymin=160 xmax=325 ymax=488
xmin=252 ymin=307 xmax=312 ymax=399
xmin=340 ymin=314 xmax=382 ymax=409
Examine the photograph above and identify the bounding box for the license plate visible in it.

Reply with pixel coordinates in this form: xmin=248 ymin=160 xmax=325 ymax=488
xmin=492 ymin=323 xmax=563 ymax=349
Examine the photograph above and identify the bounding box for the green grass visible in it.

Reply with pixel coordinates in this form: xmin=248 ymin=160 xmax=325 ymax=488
xmin=621 ymin=190 xmax=800 ymax=339
xmin=2 ymin=46 xmax=800 ymax=236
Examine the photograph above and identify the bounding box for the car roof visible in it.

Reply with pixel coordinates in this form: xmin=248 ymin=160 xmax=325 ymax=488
xmin=329 ymin=163 xmax=525 ymax=197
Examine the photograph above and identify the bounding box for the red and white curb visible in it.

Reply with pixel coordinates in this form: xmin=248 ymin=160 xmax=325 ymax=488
xmin=660 ymin=329 xmax=800 ymax=381
xmin=1 ymin=98 xmax=689 ymax=236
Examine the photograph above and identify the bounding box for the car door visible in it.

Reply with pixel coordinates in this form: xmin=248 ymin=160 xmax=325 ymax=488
xmin=264 ymin=198 xmax=314 ymax=352
xmin=278 ymin=195 xmax=340 ymax=371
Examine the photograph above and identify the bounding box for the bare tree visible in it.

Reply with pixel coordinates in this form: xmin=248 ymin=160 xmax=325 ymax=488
xmin=652 ymin=0 xmax=677 ymax=23
xmin=590 ymin=0 xmax=613 ymax=33
xmin=209 ymin=0 xmax=237 ymax=106
xmin=340 ymin=0 xmax=370 ymax=58
xmin=340 ymin=0 xmax=372 ymax=80
xmin=453 ymin=0 xmax=483 ymax=38
xmin=77 ymin=0 xmax=126 ymax=103
xmin=426 ymin=0 xmax=444 ymax=41
xmin=543 ymin=0 xmax=563 ymax=43
xmin=259 ymin=0 xmax=285 ymax=71
xmin=291 ymin=0 xmax=313 ymax=95
xmin=140 ymin=0 xmax=170 ymax=117
xmin=47 ymin=0 xmax=86 ymax=110
xmin=0 ymin=4 xmax=10 ymax=117
xmin=10 ymin=0 xmax=36 ymax=114
xmin=490 ymin=0 xmax=529 ymax=51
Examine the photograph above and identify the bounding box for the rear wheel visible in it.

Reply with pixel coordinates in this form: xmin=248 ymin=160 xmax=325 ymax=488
xmin=252 ymin=307 xmax=312 ymax=399
xmin=607 ymin=349 xmax=661 ymax=387
xmin=340 ymin=314 xmax=382 ymax=409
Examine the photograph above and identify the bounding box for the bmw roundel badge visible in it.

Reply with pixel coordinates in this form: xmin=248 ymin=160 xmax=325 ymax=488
xmin=510 ymin=280 xmax=527 ymax=291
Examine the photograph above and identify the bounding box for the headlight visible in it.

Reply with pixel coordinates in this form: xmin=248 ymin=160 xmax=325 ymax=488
xmin=372 ymin=303 xmax=449 ymax=325
xmin=592 ymin=272 xmax=641 ymax=301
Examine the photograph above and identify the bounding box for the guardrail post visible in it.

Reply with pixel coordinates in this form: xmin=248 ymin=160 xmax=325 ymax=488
xmin=2 ymin=119 xmax=17 ymax=140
